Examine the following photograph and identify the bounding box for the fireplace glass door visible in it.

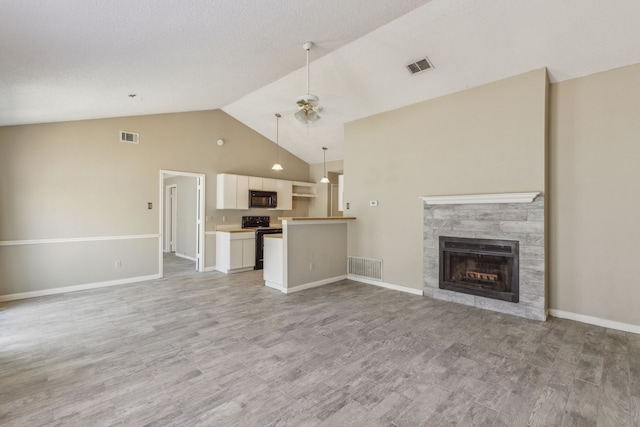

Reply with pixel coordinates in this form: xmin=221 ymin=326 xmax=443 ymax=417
xmin=439 ymin=237 xmax=519 ymax=302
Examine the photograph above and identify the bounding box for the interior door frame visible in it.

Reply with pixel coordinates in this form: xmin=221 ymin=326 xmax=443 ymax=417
xmin=159 ymin=170 xmax=206 ymax=276
xmin=164 ymin=184 xmax=178 ymax=252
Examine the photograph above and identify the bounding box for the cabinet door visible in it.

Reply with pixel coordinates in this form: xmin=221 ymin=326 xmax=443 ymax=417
xmin=215 ymin=233 xmax=230 ymax=270
xmin=229 ymin=240 xmax=244 ymax=269
xmin=248 ymin=176 xmax=263 ymax=190
xmin=217 ymin=174 xmax=237 ymax=209
xmin=242 ymin=239 xmax=256 ymax=268
xmin=236 ymin=175 xmax=249 ymax=210
xmin=276 ymin=179 xmax=293 ymax=211
xmin=338 ymin=174 xmax=344 ymax=212
xmin=262 ymin=178 xmax=276 ymax=191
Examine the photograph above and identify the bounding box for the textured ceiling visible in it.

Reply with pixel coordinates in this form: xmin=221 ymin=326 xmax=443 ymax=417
xmin=2 ymin=0 xmax=640 ymax=164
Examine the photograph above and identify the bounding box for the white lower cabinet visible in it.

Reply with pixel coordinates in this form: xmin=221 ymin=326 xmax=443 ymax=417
xmin=263 ymin=235 xmax=283 ymax=290
xmin=216 ymin=231 xmax=255 ymax=273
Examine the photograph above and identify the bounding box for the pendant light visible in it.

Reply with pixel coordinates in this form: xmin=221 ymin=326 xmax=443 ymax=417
xmin=320 ymin=147 xmax=330 ymax=183
xmin=272 ymin=113 xmax=283 ymax=171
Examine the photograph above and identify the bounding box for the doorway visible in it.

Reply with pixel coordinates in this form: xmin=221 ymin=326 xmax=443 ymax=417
xmin=159 ymin=170 xmax=205 ymax=277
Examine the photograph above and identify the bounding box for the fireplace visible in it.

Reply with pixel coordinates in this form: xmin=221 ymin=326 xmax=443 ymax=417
xmin=439 ymin=236 xmax=519 ymax=303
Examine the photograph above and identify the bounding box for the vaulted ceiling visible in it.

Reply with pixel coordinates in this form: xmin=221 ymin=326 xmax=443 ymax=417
xmin=2 ymin=0 xmax=639 ymax=164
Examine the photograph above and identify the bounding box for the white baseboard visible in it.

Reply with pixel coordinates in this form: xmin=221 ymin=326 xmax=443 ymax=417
xmin=0 ymin=274 xmax=162 ymax=302
xmin=284 ymin=275 xmax=348 ymax=294
xmin=549 ymin=309 xmax=640 ymax=335
xmin=175 ymin=253 xmax=197 ymax=261
xmin=264 ymin=281 xmax=286 ymax=293
xmin=348 ymin=276 xmax=423 ymax=296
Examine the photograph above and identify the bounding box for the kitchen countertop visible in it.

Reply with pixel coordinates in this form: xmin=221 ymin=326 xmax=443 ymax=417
xmin=264 ymin=234 xmax=282 ymax=239
xmin=278 ymin=217 xmax=356 ymax=221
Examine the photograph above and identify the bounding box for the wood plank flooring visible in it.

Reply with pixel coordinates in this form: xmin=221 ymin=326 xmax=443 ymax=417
xmin=1 ymin=254 xmax=639 ymax=426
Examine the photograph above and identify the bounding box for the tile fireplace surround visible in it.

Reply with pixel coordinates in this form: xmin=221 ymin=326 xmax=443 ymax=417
xmin=422 ymin=192 xmax=546 ymax=321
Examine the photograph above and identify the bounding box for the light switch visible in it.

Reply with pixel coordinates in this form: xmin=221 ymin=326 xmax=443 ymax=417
xmin=147 ymin=202 xmax=153 ymax=209
xmin=369 ymin=200 xmax=378 ymax=207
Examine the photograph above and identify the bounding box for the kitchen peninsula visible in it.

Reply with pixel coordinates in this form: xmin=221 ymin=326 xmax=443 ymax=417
xmin=263 ymin=217 xmax=356 ymax=293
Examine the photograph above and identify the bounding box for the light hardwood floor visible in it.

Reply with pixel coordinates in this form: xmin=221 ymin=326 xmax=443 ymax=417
xmin=1 ymin=255 xmax=639 ymax=426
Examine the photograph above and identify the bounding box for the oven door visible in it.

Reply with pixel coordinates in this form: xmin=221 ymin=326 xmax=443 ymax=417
xmin=254 ymin=229 xmax=282 ymax=270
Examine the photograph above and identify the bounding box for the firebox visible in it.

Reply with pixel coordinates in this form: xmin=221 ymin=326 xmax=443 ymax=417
xmin=439 ymin=236 xmax=519 ymax=303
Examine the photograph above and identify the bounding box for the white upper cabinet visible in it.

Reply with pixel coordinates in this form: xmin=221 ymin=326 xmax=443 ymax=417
xmin=338 ymin=174 xmax=344 ymax=212
xmin=217 ymin=174 xmax=249 ymax=209
xmin=248 ymin=176 xmax=263 ymax=190
xmin=217 ymin=173 xmax=311 ymax=210
xmin=263 ymin=178 xmax=277 ymax=191
xmin=276 ymin=180 xmax=292 ymax=210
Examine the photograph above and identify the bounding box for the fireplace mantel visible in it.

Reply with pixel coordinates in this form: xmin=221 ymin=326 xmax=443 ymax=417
xmin=421 ymin=192 xmax=540 ymax=205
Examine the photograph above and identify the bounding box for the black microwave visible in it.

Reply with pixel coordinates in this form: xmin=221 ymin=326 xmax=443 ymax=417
xmin=249 ymin=190 xmax=277 ymax=209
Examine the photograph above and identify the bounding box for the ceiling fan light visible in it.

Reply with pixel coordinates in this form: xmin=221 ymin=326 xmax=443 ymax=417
xmin=294 ymin=109 xmax=308 ymax=124
xmin=307 ymin=109 xmax=320 ymax=122
xmin=297 ymin=94 xmax=319 ymax=105
xmin=295 ymin=41 xmax=322 ymax=124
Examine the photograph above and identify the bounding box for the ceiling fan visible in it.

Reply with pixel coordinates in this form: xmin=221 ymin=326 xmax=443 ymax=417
xmin=295 ymin=42 xmax=321 ymax=124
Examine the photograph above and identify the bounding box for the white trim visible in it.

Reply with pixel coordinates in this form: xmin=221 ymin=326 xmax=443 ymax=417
xmin=348 ymin=276 xmax=423 ymax=295
xmin=175 ymin=253 xmax=197 ymax=262
xmin=160 ymin=169 xmax=206 ymax=276
xmin=215 ymin=266 xmax=254 ymax=274
xmin=420 ymin=192 xmax=540 ymax=205
xmin=0 ymin=234 xmax=160 ymax=247
xmin=549 ymin=309 xmax=640 ymax=335
xmin=279 ymin=275 xmax=347 ymax=294
xmin=265 ymin=281 xmax=287 ymax=293
xmin=283 ymin=220 xmax=353 ymax=226
xmin=0 ymin=274 xmax=161 ymax=302
xmin=165 ymin=184 xmax=178 ymax=253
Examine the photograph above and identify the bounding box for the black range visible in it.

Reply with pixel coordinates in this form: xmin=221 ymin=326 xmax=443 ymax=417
xmin=241 ymin=216 xmax=282 ymax=270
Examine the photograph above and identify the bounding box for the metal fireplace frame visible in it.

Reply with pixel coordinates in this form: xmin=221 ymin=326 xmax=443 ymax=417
xmin=439 ymin=236 xmax=519 ymax=303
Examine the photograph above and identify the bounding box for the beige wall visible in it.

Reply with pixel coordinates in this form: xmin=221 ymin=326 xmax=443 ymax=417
xmin=344 ymin=69 xmax=547 ymax=291
xmin=549 ymin=64 xmax=640 ymax=325
xmin=0 ymin=110 xmax=310 ymax=296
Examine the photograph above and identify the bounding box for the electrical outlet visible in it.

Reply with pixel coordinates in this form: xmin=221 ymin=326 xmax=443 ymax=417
xmin=115 ymin=260 xmax=122 ymax=268
xmin=309 ymin=262 xmax=314 ymax=270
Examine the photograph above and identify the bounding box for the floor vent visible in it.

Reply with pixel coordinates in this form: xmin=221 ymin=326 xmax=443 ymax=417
xmin=348 ymin=256 xmax=383 ymax=281
xmin=406 ymin=57 xmax=434 ymax=75
xmin=120 ymin=131 xmax=139 ymax=144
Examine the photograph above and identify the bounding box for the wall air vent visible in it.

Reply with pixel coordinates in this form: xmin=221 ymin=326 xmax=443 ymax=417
xmin=406 ymin=57 xmax=433 ymax=75
xmin=120 ymin=131 xmax=139 ymax=144
xmin=348 ymin=256 xmax=383 ymax=281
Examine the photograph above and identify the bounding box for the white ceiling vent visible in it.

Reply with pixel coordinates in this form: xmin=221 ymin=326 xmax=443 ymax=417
xmin=406 ymin=57 xmax=433 ymax=75
xmin=120 ymin=131 xmax=139 ymax=144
